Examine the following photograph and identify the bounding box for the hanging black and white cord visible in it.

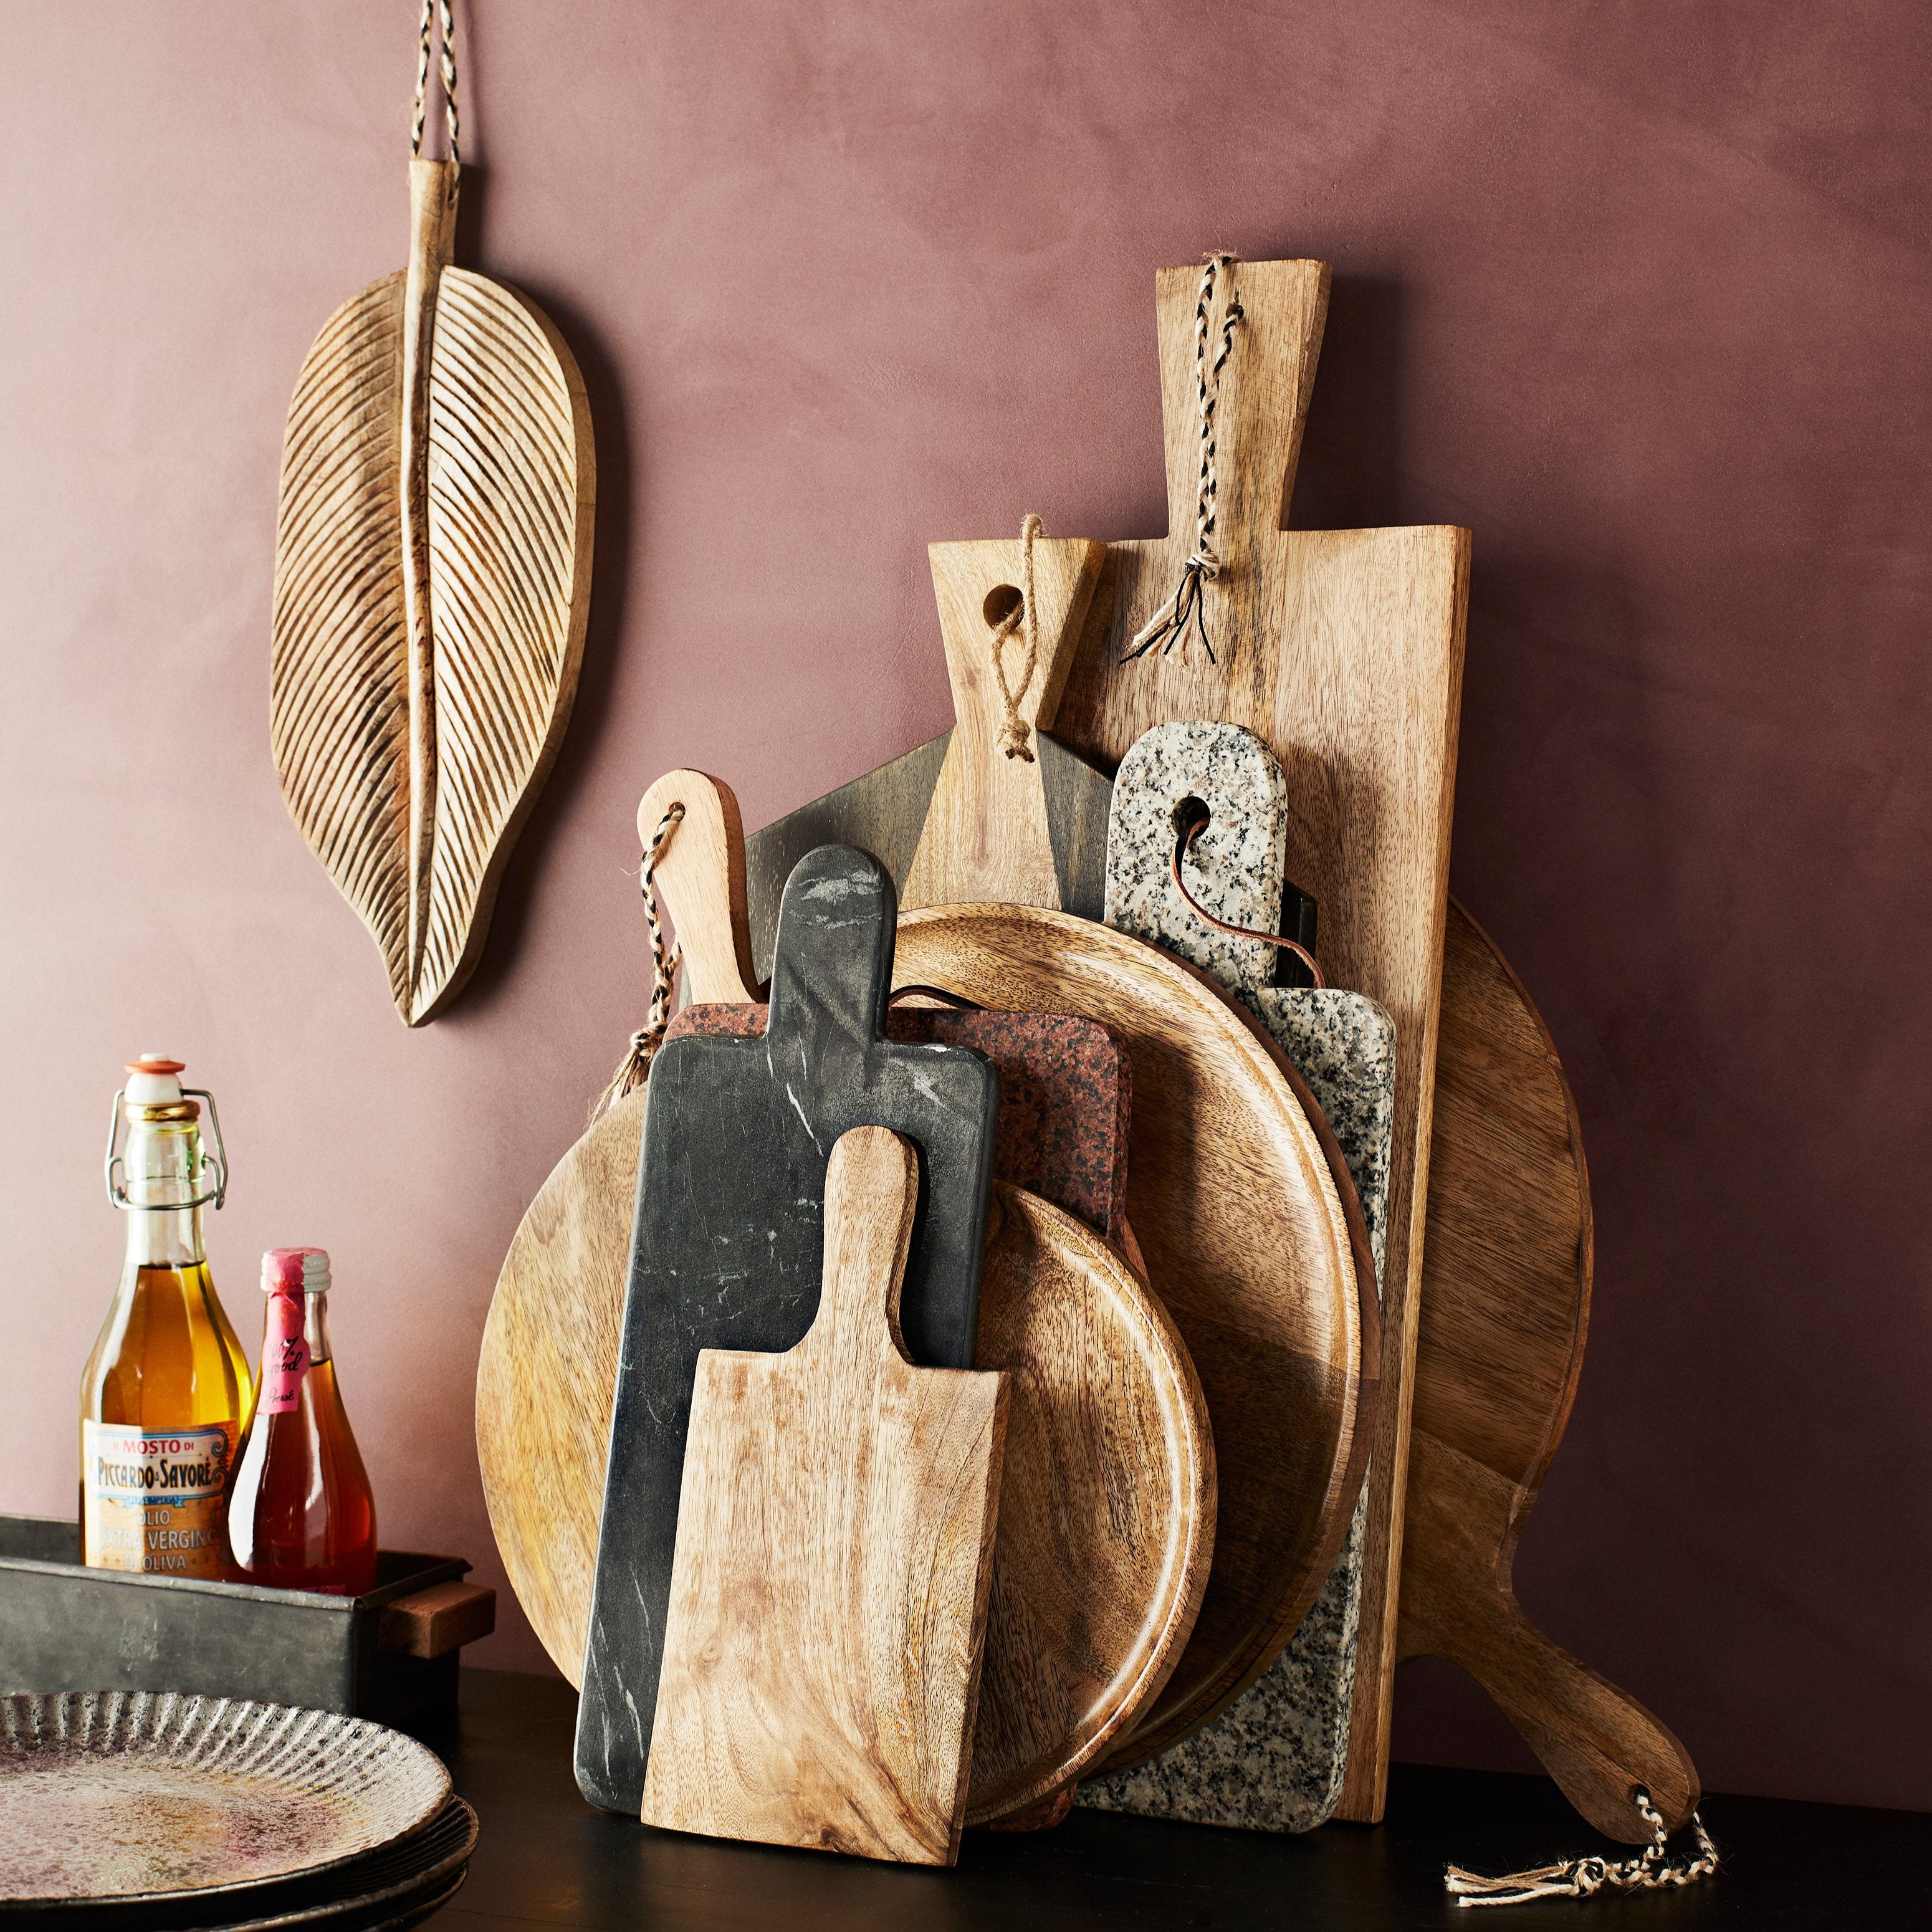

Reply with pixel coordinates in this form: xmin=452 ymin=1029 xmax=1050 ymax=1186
xmin=593 ymin=803 xmax=687 ymax=1119
xmin=1123 ymin=252 xmax=1244 ymax=664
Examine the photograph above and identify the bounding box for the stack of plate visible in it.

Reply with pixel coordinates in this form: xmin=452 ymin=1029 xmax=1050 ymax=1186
xmin=0 ymin=1691 xmax=477 ymax=1930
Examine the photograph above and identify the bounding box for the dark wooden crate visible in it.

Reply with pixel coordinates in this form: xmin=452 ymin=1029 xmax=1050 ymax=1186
xmin=0 ymin=1514 xmax=493 ymax=1725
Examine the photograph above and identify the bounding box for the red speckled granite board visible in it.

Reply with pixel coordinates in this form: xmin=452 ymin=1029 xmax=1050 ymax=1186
xmin=665 ymin=1005 xmax=1131 ymax=1241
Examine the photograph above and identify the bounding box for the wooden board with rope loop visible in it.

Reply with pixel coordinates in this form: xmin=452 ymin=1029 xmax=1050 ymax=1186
xmin=1398 ymin=901 xmax=1699 ymax=1841
xmin=1050 ymin=258 xmax=1468 ymax=1820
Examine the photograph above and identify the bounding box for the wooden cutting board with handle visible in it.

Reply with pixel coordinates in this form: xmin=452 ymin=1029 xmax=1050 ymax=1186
xmin=575 ymin=846 xmax=1000 ymax=1814
xmin=1049 ymin=259 xmax=1468 ymax=1824
xmin=641 ymin=1126 xmax=1008 ymax=1865
xmin=479 ymin=772 xmax=1216 ymax=1823
xmin=744 ymin=533 xmax=1115 ymax=960
xmin=1400 ymin=904 xmax=1699 ymax=1841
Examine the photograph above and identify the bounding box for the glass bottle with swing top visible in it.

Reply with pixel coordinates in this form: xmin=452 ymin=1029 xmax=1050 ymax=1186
xmin=80 ymin=1055 xmax=251 ymax=1575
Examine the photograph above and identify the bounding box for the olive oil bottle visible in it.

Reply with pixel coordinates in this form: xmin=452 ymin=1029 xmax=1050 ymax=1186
xmin=80 ymin=1055 xmax=252 ymax=1576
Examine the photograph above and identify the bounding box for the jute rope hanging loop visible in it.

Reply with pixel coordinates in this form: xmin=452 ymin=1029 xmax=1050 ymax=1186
xmin=411 ymin=0 xmax=460 ymax=178
xmin=593 ymin=804 xmax=687 ymax=1118
xmin=1445 ymin=1787 xmax=1718 ymax=1909
xmin=988 ymin=514 xmax=1045 ymax=762
xmin=1124 ymin=253 xmax=1243 ymax=664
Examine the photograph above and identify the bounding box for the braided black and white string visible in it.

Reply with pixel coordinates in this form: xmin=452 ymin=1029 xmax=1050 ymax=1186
xmin=990 ymin=514 xmax=1044 ymax=762
xmin=592 ymin=803 xmax=686 ymax=1121
xmin=1445 ymin=1789 xmax=1718 ymax=1909
xmin=411 ymin=0 xmax=460 ymax=179
xmin=1124 ymin=253 xmax=1244 ymax=664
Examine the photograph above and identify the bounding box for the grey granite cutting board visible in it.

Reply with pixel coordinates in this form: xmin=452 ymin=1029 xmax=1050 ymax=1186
xmin=1080 ymin=720 xmax=1395 ymax=1833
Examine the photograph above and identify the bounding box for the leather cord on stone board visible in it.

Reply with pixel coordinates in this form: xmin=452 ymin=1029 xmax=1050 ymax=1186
xmin=1169 ymin=800 xmax=1326 ymax=988
xmin=887 ymin=984 xmax=983 ymax=1011
xmin=593 ymin=803 xmax=686 ymax=1120
xmin=1445 ymin=1788 xmax=1718 ymax=1910
xmin=1123 ymin=254 xmax=1243 ymax=665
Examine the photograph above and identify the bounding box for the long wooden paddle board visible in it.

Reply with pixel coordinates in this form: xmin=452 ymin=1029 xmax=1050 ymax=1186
xmin=1050 ymin=260 xmax=1467 ymax=1822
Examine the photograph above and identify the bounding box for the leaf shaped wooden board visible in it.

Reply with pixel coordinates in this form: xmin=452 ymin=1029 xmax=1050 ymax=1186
xmin=271 ymin=160 xmax=595 ymax=1025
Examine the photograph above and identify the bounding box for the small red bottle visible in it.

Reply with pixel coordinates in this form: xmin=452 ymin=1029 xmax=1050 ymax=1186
xmin=226 ymin=1248 xmax=378 ymax=1594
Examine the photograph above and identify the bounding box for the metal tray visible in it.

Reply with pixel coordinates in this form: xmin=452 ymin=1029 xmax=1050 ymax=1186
xmin=0 ymin=1517 xmax=491 ymax=1724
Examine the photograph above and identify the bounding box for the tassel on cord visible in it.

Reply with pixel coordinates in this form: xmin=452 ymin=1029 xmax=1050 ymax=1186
xmin=1123 ymin=252 xmax=1244 ymax=665
xmin=591 ymin=803 xmax=686 ymax=1121
xmin=1445 ymin=1789 xmax=1718 ymax=1909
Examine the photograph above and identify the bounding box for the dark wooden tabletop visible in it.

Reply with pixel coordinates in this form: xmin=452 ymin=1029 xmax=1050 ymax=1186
xmin=423 ymin=1670 xmax=1924 ymax=1930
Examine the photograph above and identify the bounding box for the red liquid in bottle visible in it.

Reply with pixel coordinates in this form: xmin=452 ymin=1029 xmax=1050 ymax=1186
xmin=226 ymin=1248 xmax=378 ymax=1595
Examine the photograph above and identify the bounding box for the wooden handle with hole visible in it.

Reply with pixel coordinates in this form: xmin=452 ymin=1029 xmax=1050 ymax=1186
xmin=1452 ymin=1595 xmax=1701 ymax=1844
xmin=636 ymin=770 xmax=762 ymax=1004
xmin=901 ymin=537 xmax=1104 ymax=911
xmin=1398 ymin=1428 xmax=1700 ymax=1842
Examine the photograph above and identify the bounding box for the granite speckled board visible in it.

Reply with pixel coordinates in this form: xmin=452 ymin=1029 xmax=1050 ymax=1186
xmin=1081 ymin=722 xmax=1395 ymax=1831
xmin=575 ymin=848 xmax=1000 ymax=1815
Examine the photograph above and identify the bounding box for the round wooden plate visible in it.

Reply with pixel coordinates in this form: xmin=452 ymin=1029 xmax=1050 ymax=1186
xmin=968 ymin=1182 xmax=1212 ymax=1822
xmin=477 ymin=1127 xmax=1215 ymax=1820
xmin=892 ymin=904 xmax=1376 ymax=1769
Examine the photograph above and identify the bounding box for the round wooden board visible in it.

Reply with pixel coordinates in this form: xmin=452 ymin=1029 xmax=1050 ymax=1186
xmin=477 ymin=1098 xmax=1217 ymax=1820
xmin=968 ymin=1183 xmax=1213 ymax=1822
xmin=476 ymin=1086 xmax=645 ymax=1684
xmin=892 ymin=904 xmax=1374 ymax=1768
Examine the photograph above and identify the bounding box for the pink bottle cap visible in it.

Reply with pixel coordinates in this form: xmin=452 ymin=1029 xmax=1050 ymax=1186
xmin=262 ymin=1248 xmax=331 ymax=1295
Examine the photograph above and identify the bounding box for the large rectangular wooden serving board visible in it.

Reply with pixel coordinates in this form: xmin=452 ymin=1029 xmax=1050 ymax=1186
xmin=1053 ymin=259 xmax=1468 ymax=1818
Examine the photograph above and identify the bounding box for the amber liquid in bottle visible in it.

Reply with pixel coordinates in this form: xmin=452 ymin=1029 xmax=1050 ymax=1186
xmin=80 ymin=1091 xmax=252 ymax=1575
xmin=226 ymin=1254 xmax=378 ymax=1595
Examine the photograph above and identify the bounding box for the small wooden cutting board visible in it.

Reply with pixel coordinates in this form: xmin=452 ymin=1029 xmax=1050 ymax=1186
xmin=641 ymin=1127 xmax=1008 ymax=1866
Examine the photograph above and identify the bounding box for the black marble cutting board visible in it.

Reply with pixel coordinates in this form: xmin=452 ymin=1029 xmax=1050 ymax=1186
xmin=573 ymin=847 xmax=1000 ymax=1814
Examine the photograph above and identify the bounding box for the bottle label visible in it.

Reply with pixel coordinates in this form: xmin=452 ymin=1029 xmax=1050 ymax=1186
xmin=82 ymin=1420 xmax=238 ymax=1578
xmin=261 ymin=1294 xmax=312 ymax=1413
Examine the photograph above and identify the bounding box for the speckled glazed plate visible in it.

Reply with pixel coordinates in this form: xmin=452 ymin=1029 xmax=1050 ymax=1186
xmin=0 ymin=1692 xmax=450 ymax=1908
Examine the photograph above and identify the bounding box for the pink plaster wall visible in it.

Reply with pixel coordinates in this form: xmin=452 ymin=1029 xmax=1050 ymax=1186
xmin=3 ymin=2 xmax=1928 ymax=1814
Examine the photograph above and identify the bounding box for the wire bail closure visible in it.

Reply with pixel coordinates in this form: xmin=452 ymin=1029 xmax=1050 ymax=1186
xmin=103 ymin=1088 xmax=230 ymax=1213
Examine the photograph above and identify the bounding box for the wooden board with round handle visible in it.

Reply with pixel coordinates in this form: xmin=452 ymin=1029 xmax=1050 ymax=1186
xmin=891 ymin=904 xmax=1378 ymax=1767
xmin=1394 ymin=900 xmax=1700 ymax=1841
xmin=477 ymin=772 xmax=1219 ymax=1819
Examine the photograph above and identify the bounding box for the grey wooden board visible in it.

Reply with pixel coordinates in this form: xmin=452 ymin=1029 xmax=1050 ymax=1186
xmin=742 ymin=731 xmax=1112 ymax=983
xmin=1081 ymin=721 xmax=1396 ymax=1833
xmin=574 ymin=848 xmax=1000 ymax=1815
